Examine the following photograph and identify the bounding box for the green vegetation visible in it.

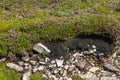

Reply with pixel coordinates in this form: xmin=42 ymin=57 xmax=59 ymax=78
xmin=0 ymin=0 xmax=120 ymax=80
xmin=73 ymin=75 xmax=85 ymax=80
xmin=0 ymin=62 xmax=21 ymax=80
xmin=30 ymin=73 xmax=46 ymax=80
xmin=0 ymin=0 xmax=120 ymax=58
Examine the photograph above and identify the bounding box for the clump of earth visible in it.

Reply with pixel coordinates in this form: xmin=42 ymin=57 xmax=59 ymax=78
xmin=46 ymin=34 xmax=115 ymax=58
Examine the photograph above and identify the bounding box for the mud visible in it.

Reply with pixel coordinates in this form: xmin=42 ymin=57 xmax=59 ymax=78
xmin=46 ymin=34 xmax=115 ymax=58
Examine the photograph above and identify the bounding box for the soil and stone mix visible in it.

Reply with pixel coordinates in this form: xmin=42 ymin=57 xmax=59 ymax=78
xmin=5 ymin=34 xmax=120 ymax=80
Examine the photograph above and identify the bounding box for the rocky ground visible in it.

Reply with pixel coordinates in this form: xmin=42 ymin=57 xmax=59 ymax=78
xmin=5 ymin=45 xmax=120 ymax=80
xmin=4 ymin=35 xmax=120 ymax=80
xmin=6 ymin=47 xmax=120 ymax=80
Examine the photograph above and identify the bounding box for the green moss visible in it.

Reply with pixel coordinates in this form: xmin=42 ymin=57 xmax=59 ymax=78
xmin=0 ymin=62 xmax=21 ymax=80
xmin=73 ymin=75 xmax=85 ymax=80
xmin=0 ymin=0 xmax=119 ymax=58
xmin=0 ymin=0 xmax=119 ymax=80
xmin=30 ymin=73 xmax=46 ymax=80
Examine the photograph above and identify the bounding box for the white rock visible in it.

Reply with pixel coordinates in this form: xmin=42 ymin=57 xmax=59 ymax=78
xmin=45 ymin=57 xmax=50 ymax=62
xmin=68 ymin=77 xmax=72 ymax=80
xmin=63 ymin=77 xmax=69 ymax=80
xmin=64 ymin=65 xmax=69 ymax=70
xmin=63 ymin=70 xmax=67 ymax=76
xmin=38 ymin=66 xmax=44 ymax=71
xmin=6 ymin=63 xmax=23 ymax=72
xmin=29 ymin=60 xmax=37 ymax=66
xmin=101 ymin=77 xmax=116 ymax=80
xmin=81 ymin=72 xmax=99 ymax=80
xmin=104 ymin=63 xmax=119 ymax=72
xmin=69 ymin=65 xmax=75 ymax=71
xmin=42 ymin=74 xmax=47 ymax=78
xmin=92 ymin=45 xmax=96 ymax=49
xmin=0 ymin=57 xmax=6 ymax=62
xmin=49 ymin=64 xmax=54 ymax=68
xmin=59 ymin=77 xmax=63 ymax=80
xmin=22 ymin=71 xmax=31 ymax=80
xmin=53 ymin=64 xmax=56 ymax=67
xmin=55 ymin=59 xmax=64 ymax=67
xmin=33 ymin=43 xmax=51 ymax=53
xmin=73 ymin=52 xmax=79 ymax=57
xmin=22 ymin=56 xmax=29 ymax=62
xmin=51 ymin=75 xmax=58 ymax=80
xmin=58 ymin=68 xmax=62 ymax=71
xmin=24 ymin=63 xmax=29 ymax=66
xmin=89 ymin=50 xmax=94 ymax=53
xmin=54 ymin=70 xmax=58 ymax=74
xmin=100 ymin=70 xmax=113 ymax=76
xmin=33 ymin=67 xmax=38 ymax=73
xmin=24 ymin=63 xmax=31 ymax=70
xmin=18 ymin=61 xmax=24 ymax=66
xmin=112 ymin=52 xmax=117 ymax=58
xmin=51 ymin=60 xmax=55 ymax=64
xmin=89 ymin=67 xmax=100 ymax=73
xmin=24 ymin=66 xmax=31 ymax=70
xmin=92 ymin=49 xmax=96 ymax=52
xmin=75 ymin=60 xmax=86 ymax=70
xmin=39 ymin=61 xmax=46 ymax=65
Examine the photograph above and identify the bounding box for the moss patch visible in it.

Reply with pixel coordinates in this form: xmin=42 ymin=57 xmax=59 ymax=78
xmin=0 ymin=0 xmax=120 ymax=58
xmin=0 ymin=62 xmax=21 ymax=80
xmin=30 ymin=73 xmax=46 ymax=80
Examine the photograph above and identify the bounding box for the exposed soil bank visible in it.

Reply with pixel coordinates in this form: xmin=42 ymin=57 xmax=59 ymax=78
xmin=46 ymin=34 xmax=115 ymax=58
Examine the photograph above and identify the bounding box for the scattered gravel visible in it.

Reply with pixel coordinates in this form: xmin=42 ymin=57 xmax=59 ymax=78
xmin=6 ymin=43 xmax=120 ymax=80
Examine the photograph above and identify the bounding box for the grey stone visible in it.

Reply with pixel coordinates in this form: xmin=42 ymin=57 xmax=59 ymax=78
xmin=51 ymin=60 xmax=55 ymax=64
xmin=38 ymin=66 xmax=44 ymax=71
xmin=22 ymin=56 xmax=29 ymax=62
xmin=92 ymin=45 xmax=96 ymax=49
xmin=6 ymin=63 xmax=23 ymax=72
xmin=32 ymin=64 xmax=41 ymax=73
xmin=81 ymin=72 xmax=99 ymax=80
xmin=42 ymin=74 xmax=47 ymax=78
xmin=64 ymin=65 xmax=69 ymax=70
xmin=39 ymin=61 xmax=46 ymax=65
xmin=73 ymin=52 xmax=79 ymax=57
xmin=24 ymin=63 xmax=31 ymax=70
xmin=63 ymin=77 xmax=70 ymax=80
xmin=75 ymin=60 xmax=87 ymax=70
xmin=101 ymin=77 xmax=116 ymax=80
xmin=33 ymin=67 xmax=38 ymax=73
xmin=100 ymin=70 xmax=114 ymax=76
xmin=39 ymin=58 xmax=46 ymax=65
xmin=21 ymin=51 xmax=30 ymax=62
xmin=89 ymin=67 xmax=100 ymax=73
xmin=49 ymin=64 xmax=54 ymax=68
xmin=22 ymin=71 xmax=31 ymax=80
xmin=104 ymin=63 xmax=119 ymax=72
xmin=59 ymin=77 xmax=64 ymax=80
xmin=33 ymin=43 xmax=51 ymax=53
xmin=55 ymin=59 xmax=64 ymax=67
xmin=18 ymin=61 xmax=24 ymax=66
xmin=45 ymin=57 xmax=50 ymax=62
xmin=0 ymin=57 xmax=6 ymax=62
xmin=29 ymin=60 xmax=37 ymax=66
xmin=54 ymin=69 xmax=58 ymax=74
xmin=51 ymin=75 xmax=58 ymax=80
xmin=63 ymin=70 xmax=67 ymax=76
xmin=69 ymin=65 xmax=75 ymax=71
xmin=24 ymin=63 xmax=29 ymax=66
